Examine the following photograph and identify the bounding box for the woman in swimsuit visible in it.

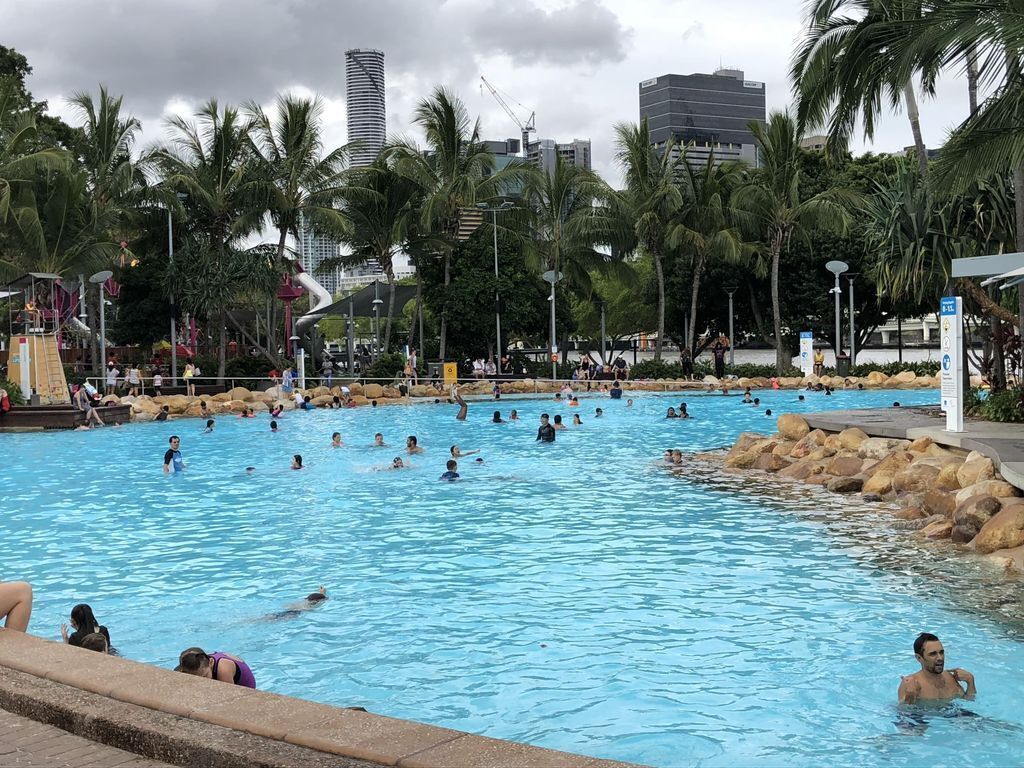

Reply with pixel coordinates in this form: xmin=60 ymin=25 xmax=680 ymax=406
xmin=176 ymin=647 xmax=256 ymax=688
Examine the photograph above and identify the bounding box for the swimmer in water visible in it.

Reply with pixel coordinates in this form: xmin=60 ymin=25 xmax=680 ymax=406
xmin=204 ymin=419 xmax=215 ymax=433
xmin=291 ymin=454 xmax=303 ymax=470
xmin=552 ymin=414 xmax=566 ymax=430
xmin=270 ymin=404 xmax=284 ymax=417
xmin=492 ymin=410 xmax=505 ymax=423
xmin=679 ymin=403 xmax=691 ymax=419
xmin=898 ymin=633 xmax=975 ymax=703
xmin=390 ymin=456 xmax=407 ymax=469
xmin=450 ymin=445 xmax=479 ymax=458
xmin=569 ymin=396 xmax=579 ymax=407
xmin=509 ymin=409 xmax=519 ymax=421
xmin=406 ymin=435 xmax=424 ymax=454
xmin=260 ymin=586 xmax=328 ymax=621
xmin=452 ymin=386 xmax=468 ymax=421
xmin=270 ymin=420 xmax=279 ymax=432
xmin=572 ymin=414 xmax=582 ymax=425
xmin=331 ymin=432 xmax=342 ymax=448
xmin=798 ymin=395 xmax=805 ymax=401
xmin=595 ymin=408 xmax=603 ymax=418
xmin=245 ymin=467 xmax=256 ymax=474
xmin=373 ymin=433 xmax=387 ymax=447
xmin=440 ymin=459 xmax=460 ymax=481
xmin=663 ymin=449 xmax=673 ymax=463
xmin=627 ymin=399 xmax=633 ymax=407
xmin=666 ymin=407 xmax=679 ymax=419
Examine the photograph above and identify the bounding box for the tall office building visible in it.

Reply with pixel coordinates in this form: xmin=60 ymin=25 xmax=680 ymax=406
xmin=526 ymin=138 xmax=592 ymax=175
xmin=638 ymin=68 xmax=765 ymax=167
xmin=345 ymin=48 xmax=386 ymax=167
xmin=297 ymin=217 xmax=342 ymax=296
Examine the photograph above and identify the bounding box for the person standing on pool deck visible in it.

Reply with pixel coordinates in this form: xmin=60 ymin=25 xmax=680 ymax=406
xmin=898 ymin=633 xmax=975 ymax=703
xmin=711 ymin=341 xmax=727 ymax=379
xmin=177 ymin=648 xmax=256 ymax=688
xmin=163 ymin=436 xmax=184 ymax=473
xmin=536 ymin=414 xmax=556 ymax=442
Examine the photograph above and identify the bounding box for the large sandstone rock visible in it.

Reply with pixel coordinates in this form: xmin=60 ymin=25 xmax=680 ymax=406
xmin=893 ymin=506 xmax=927 ymax=521
xmin=133 ymin=411 xmax=156 ymax=423
xmin=789 ymin=429 xmax=827 ymax=459
xmin=955 ymin=480 xmax=1020 ymax=507
xmin=892 ymin=464 xmax=940 ymax=493
xmin=363 ymin=383 xmax=384 ymax=399
xmin=919 ymin=489 xmax=956 ymax=518
xmin=157 ymin=395 xmax=191 ymax=414
xmin=382 ymin=386 xmax=403 ymax=399
xmin=807 ymin=446 xmax=838 ymax=461
xmin=311 ymin=395 xmax=334 ymax=407
xmin=752 ymin=453 xmax=791 ymax=473
xmin=895 ymin=513 xmax=945 ymax=530
xmin=909 ymin=436 xmax=934 ymax=452
xmin=973 ymin=505 xmax=1024 ymax=554
xmin=777 ymin=414 xmax=810 ymax=442
xmin=858 ymin=437 xmax=911 ymax=460
xmin=131 ymin=398 xmax=161 ymax=415
xmin=823 ymin=435 xmax=844 ymax=453
xmin=893 ymin=370 xmax=917 ymax=385
xmin=777 ymin=460 xmax=816 ymax=481
xmin=827 ymin=456 xmax=865 ymax=477
xmin=772 ymin=441 xmax=796 ymax=457
xmin=920 ymin=519 xmax=953 ymax=539
xmin=827 ymin=476 xmax=864 ymax=493
xmin=410 ymin=385 xmax=436 ymax=397
xmin=956 ymin=457 xmax=995 ymax=488
xmin=863 ymin=471 xmax=895 ymax=496
xmin=936 ymin=464 xmax=961 ymax=490
xmin=953 ymin=495 xmax=1001 ymax=530
xmin=211 ymin=392 xmax=232 ymax=402
xmin=729 ymin=432 xmax=766 ymax=457
xmin=951 ymin=525 xmax=978 ymax=543
xmin=226 ymin=386 xmax=253 ymax=402
xmin=838 ymin=427 xmax=869 ymax=450
xmin=866 ymin=371 xmax=889 ymax=385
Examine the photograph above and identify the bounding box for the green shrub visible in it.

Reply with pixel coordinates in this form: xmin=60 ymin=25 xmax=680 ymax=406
xmin=0 ymin=378 xmax=26 ymax=405
xmin=849 ymin=361 xmax=940 ymax=377
xmin=630 ymin=359 xmax=684 ymax=379
xmin=978 ymin=387 xmax=1024 ymax=423
xmin=727 ymin=363 xmax=803 ymax=379
xmin=364 ymin=352 xmax=406 ymax=381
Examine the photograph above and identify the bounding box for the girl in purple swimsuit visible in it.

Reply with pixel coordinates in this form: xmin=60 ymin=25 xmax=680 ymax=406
xmin=176 ymin=647 xmax=256 ymax=689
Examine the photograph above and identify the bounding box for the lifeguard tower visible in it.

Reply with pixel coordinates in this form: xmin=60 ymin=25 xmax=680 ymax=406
xmin=4 ymin=273 xmax=71 ymax=405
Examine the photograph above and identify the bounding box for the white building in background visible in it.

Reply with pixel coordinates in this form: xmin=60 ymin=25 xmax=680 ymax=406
xmin=345 ymin=48 xmax=386 ymax=168
xmin=526 ymin=138 xmax=592 ymax=175
xmin=297 ymin=219 xmax=342 ymax=296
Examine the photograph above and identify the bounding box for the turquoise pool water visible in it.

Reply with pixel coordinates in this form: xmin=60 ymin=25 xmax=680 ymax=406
xmin=4 ymin=388 xmax=1023 ymax=767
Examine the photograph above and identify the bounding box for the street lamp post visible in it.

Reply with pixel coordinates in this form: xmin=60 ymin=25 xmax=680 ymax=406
xmin=167 ymin=193 xmax=187 ymax=387
xmin=846 ymin=274 xmax=858 ymax=366
xmin=724 ymin=286 xmax=738 ymax=367
xmin=477 ymin=201 xmax=515 ymax=366
xmin=826 ymin=260 xmax=849 ymax=363
xmin=88 ymin=271 xmax=113 ymax=370
xmin=596 ymin=298 xmax=606 ymax=364
xmin=372 ymin=295 xmax=383 ymax=364
xmin=543 ymin=270 xmax=562 ymax=380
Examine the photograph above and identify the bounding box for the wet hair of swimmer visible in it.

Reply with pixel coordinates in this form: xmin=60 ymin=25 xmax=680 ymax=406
xmin=798 ymin=395 xmax=805 ymax=401
xmin=434 ymin=398 xmax=440 ymax=404
xmin=914 ymin=632 xmax=940 ymax=655
xmin=893 ymin=401 xmax=901 ymax=407
xmin=70 ymin=604 xmax=102 ymax=635
xmin=753 ymin=398 xmax=760 ymax=405
xmin=765 ymin=409 xmax=772 ymax=416
xmin=270 ymin=420 xmax=278 ymax=430
xmin=206 ymin=419 xmax=214 ymax=428
xmin=306 ymin=589 xmax=328 ymax=603
xmin=80 ymin=632 xmax=108 ymax=653
xmin=553 ymin=414 xmax=563 ymax=424
xmin=177 ymin=647 xmax=211 ymax=675
xmin=446 ymin=459 xmax=457 ymax=471
xmin=293 ymin=454 xmax=303 ymax=467
xmin=371 ymin=400 xmax=378 ymax=407
xmin=493 ymin=410 xmax=502 ymax=422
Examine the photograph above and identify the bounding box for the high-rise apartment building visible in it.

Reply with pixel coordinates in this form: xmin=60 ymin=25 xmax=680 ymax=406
xmin=526 ymin=138 xmax=592 ymax=175
xmin=297 ymin=218 xmax=342 ymax=296
xmin=345 ymin=48 xmax=386 ymax=167
xmin=639 ymin=68 xmax=765 ymax=167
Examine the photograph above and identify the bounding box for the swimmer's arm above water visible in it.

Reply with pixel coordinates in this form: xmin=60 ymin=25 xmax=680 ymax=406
xmin=897 ymin=676 xmax=921 ymax=704
xmin=951 ymin=668 xmax=976 ymax=700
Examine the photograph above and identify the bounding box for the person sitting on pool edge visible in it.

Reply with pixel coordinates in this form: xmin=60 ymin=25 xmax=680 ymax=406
xmin=177 ymin=647 xmax=256 ymax=689
xmin=440 ymin=459 xmax=460 ymax=481
xmin=898 ymin=632 xmax=975 ymax=703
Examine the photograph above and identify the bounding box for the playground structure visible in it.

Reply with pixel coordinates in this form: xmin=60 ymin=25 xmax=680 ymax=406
xmin=3 ymin=272 xmax=79 ymax=405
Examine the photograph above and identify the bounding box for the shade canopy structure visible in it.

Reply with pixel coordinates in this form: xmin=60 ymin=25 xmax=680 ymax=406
xmin=952 ymin=252 xmax=1024 ymax=282
xmin=980 ymin=264 xmax=1024 ymax=291
xmin=304 ymin=280 xmax=418 ymax=323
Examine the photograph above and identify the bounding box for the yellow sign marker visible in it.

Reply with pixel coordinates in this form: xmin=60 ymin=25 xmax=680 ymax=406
xmin=443 ymin=362 xmax=458 ymax=387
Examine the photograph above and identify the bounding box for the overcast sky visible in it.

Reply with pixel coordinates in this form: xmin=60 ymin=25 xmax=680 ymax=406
xmin=4 ymin=0 xmax=976 ymax=186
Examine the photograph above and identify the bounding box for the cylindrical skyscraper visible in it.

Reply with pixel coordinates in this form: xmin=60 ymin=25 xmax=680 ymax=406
xmin=345 ymin=49 xmax=386 ymax=167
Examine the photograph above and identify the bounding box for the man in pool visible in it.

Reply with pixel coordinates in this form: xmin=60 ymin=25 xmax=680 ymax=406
xmin=407 ymin=435 xmax=424 ymax=454
xmin=536 ymin=414 xmax=556 ymax=443
xmin=440 ymin=459 xmax=460 ymax=481
xmin=373 ymin=433 xmax=387 ymax=447
xmin=163 ymin=436 xmax=184 ymax=473
xmin=898 ymin=633 xmax=975 ymax=703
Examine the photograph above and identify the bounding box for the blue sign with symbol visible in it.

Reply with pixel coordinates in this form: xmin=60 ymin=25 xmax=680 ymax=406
xmin=942 ymin=354 xmax=951 ymax=371
xmin=940 ymin=297 xmax=957 ymax=316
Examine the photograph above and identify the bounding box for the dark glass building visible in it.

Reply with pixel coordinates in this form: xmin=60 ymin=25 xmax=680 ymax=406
xmin=639 ymin=68 xmax=766 ymax=166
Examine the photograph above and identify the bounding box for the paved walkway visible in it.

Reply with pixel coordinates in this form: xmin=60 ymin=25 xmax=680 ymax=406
xmin=803 ymin=406 xmax=1024 ymax=489
xmin=0 ymin=708 xmax=174 ymax=768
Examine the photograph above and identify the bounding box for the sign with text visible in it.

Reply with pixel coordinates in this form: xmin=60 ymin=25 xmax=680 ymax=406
xmin=799 ymin=332 xmax=814 ymax=376
xmin=939 ymin=296 xmax=964 ymax=432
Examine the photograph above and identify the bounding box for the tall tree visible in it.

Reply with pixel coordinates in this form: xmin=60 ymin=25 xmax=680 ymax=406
xmin=612 ymin=119 xmax=686 ymax=360
xmin=389 ymin=87 xmax=532 ymax=359
xmin=734 ymin=112 xmax=852 ymax=373
xmin=154 ymin=100 xmax=265 ymax=380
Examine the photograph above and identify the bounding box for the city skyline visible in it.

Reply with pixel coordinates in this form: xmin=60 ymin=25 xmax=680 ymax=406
xmin=3 ymin=0 xmax=980 ymax=187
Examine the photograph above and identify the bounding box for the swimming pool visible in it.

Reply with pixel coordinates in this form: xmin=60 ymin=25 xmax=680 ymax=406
xmin=4 ymin=388 xmax=1023 ymax=766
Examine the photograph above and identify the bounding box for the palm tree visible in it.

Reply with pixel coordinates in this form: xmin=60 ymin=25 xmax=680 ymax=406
xmin=154 ymin=100 xmax=265 ymax=381
xmin=612 ymin=118 xmax=685 ymax=361
xmin=733 ymin=112 xmax=852 ymax=373
xmin=389 ymin=87 xmax=533 ymax=359
xmin=321 ymin=160 xmax=433 ymax=352
xmin=667 ymin=152 xmax=749 ymax=352
xmin=791 ymin=0 xmax=932 ymax=176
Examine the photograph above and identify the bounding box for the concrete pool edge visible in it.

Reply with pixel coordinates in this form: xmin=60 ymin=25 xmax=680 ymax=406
xmin=0 ymin=631 xmax=642 ymax=768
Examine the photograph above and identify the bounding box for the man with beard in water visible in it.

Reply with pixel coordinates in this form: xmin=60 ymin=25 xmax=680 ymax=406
xmin=898 ymin=633 xmax=975 ymax=703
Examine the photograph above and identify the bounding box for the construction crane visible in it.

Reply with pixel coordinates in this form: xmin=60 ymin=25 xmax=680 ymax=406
xmin=480 ymin=75 xmax=535 ymax=158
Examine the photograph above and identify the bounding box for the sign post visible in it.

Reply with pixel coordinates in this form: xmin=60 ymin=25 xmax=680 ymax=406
xmin=18 ymin=337 xmax=31 ymax=399
xmin=939 ymin=296 xmax=964 ymax=432
xmin=799 ymin=332 xmax=814 ymax=377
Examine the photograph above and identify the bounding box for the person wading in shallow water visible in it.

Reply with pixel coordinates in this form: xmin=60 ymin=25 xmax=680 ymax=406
xmin=898 ymin=632 xmax=976 ymax=703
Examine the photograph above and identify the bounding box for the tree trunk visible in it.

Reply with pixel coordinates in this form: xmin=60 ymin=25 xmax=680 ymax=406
xmin=86 ymin=288 xmax=100 ymax=373
xmin=687 ymin=254 xmax=704 ymax=351
xmin=770 ymin=237 xmax=786 ymax=373
xmin=1015 ymin=166 xmax=1024 ymax=361
xmin=217 ymin=308 xmax=227 ymax=383
xmin=438 ymin=251 xmax=450 ymax=360
xmin=227 ymin=313 xmax=281 ymax=367
xmin=653 ymin=251 xmax=665 ymax=361
xmin=747 ymin=279 xmax=774 ymax=346
xmin=383 ymin=274 xmax=396 ymax=353
xmin=406 ymin=266 xmax=420 ymax=350
xmin=903 ymin=82 xmax=929 ymax=178
xmin=967 ymin=46 xmax=980 ymax=115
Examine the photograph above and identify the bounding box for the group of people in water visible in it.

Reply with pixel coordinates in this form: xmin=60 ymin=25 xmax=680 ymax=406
xmin=0 ymin=579 xmax=976 ymax=702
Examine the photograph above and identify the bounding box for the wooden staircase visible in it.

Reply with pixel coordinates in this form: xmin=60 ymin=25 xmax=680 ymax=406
xmin=6 ymin=335 xmax=70 ymax=405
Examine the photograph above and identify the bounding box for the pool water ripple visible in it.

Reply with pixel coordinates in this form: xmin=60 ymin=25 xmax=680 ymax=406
xmin=3 ymin=388 xmax=1023 ymax=766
